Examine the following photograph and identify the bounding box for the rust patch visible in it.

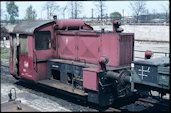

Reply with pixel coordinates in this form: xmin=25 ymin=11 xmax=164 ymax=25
xmin=49 ymin=58 xmax=96 ymax=68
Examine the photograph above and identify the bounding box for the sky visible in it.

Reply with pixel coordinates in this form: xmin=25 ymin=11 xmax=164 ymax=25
xmin=0 ymin=1 xmax=169 ymax=20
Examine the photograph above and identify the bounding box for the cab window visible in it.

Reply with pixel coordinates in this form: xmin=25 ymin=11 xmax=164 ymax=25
xmin=35 ymin=31 xmax=51 ymax=50
xmin=19 ymin=34 xmax=28 ymax=55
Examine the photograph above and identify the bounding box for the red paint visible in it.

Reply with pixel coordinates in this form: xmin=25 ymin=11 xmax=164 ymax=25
xmin=83 ymin=68 xmax=99 ymax=91
xmin=58 ymin=35 xmax=77 ymax=60
xmin=19 ymin=55 xmax=34 ymax=80
xmin=33 ymin=63 xmax=48 ymax=81
xmin=57 ymin=19 xmax=84 ymax=29
xmin=101 ymin=33 xmax=119 ymax=66
xmin=9 ymin=34 xmax=13 ymax=74
xmin=78 ymin=36 xmax=99 ymax=63
xmin=119 ymin=34 xmax=134 ymax=66
xmin=32 ymin=23 xmax=55 ymax=80
xmin=145 ymin=50 xmax=152 ymax=59
xmin=28 ymin=36 xmax=33 ymax=57
xmin=56 ymin=32 xmax=134 ymax=67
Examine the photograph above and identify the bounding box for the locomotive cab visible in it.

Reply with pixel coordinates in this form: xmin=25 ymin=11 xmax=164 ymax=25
xmin=9 ymin=20 xmax=56 ymax=81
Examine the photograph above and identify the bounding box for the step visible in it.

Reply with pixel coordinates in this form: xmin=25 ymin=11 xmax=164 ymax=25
xmin=37 ymin=79 xmax=88 ymax=99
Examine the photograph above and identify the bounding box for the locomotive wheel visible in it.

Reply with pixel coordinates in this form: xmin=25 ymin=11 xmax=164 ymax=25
xmin=117 ymin=70 xmax=132 ymax=97
xmin=118 ymin=70 xmax=131 ymax=86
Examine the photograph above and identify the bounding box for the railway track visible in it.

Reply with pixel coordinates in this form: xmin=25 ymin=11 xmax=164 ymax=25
xmin=1 ymin=64 xmax=9 ymax=68
xmin=1 ymin=65 xmax=170 ymax=112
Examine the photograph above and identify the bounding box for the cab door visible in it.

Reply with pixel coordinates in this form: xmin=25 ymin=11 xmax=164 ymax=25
xmin=9 ymin=34 xmax=20 ymax=79
xmin=19 ymin=34 xmax=34 ymax=80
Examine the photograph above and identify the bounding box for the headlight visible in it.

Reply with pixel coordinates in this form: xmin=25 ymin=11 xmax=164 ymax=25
xmin=131 ymin=63 xmax=134 ymax=68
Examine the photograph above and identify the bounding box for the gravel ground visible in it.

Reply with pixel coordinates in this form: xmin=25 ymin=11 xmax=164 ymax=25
xmin=1 ymin=66 xmax=96 ymax=112
xmin=1 ymin=83 xmax=95 ymax=112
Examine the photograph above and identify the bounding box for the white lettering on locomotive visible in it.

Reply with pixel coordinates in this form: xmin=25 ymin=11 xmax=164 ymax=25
xmin=138 ymin=66 xmax=150 ymax=80
xmin=24 ymin=61 xmax=29 ymax=68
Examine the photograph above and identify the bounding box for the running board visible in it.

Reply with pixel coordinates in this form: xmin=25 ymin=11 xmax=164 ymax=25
xmin=37 ymin=79 xmax=88 ymax=100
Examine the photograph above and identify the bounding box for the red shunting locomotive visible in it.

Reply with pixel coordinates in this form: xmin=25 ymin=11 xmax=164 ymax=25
xmin=9 ymin=18 xmax=169 ymax=107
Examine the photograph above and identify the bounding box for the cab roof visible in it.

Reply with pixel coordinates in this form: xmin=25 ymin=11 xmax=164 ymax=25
xmin=11 ymin=20 xmax=55 ymax=34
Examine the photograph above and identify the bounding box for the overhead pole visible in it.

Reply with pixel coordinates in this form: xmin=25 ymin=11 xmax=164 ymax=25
xmin=122 ymin=9 xmax=124 ymax=24
xmin=92 ymin=8 xmax=94 ymax=22
xmin=75 ymin=2 xmax=77 ymax=19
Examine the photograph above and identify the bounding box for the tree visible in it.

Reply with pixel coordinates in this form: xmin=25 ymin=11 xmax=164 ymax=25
xmin=75 ymin=2 xmax=82 ymax=19
xmin=0 ymin=25 xmax=9 ymax=47
xmin=43 ymin=2 xmax=59 ymax=19
xmin=6 ymin=1 xmax=19 ymax=24
xmin=152 ymin=9 xmax=157 ymax=19
xmin=62 ymin=4 xmax=68 ymax=19
xmin=69 ymin=1 xmax=74 ymax=19
xmin=129 ymin=0 xmax=146 ymax=23
xmin=91 ymin=8 xmax=94 ymax=21
xmin=0 ymin=9 xmax=3 ymax=20
xmin=161 ymin=3 xmax=169 ymax=22
xmin=138 ymin=9 xmax=149 ymax=23
xmin=95 ymin=0 xmax=106 ymax=21
xmin=110 ymin=12 xmax=122 ymax=22
xmin=25 ymin=5 xmax=37 ymax=21
xmin=0 ymin=25 xmax=9 ymax=39
xmin=67 ymin=1 xmax=82 ymax=19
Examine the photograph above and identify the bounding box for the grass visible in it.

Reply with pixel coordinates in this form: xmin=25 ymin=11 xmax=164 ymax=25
xmin=1 ymin=47 xmax=10 ymax=59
